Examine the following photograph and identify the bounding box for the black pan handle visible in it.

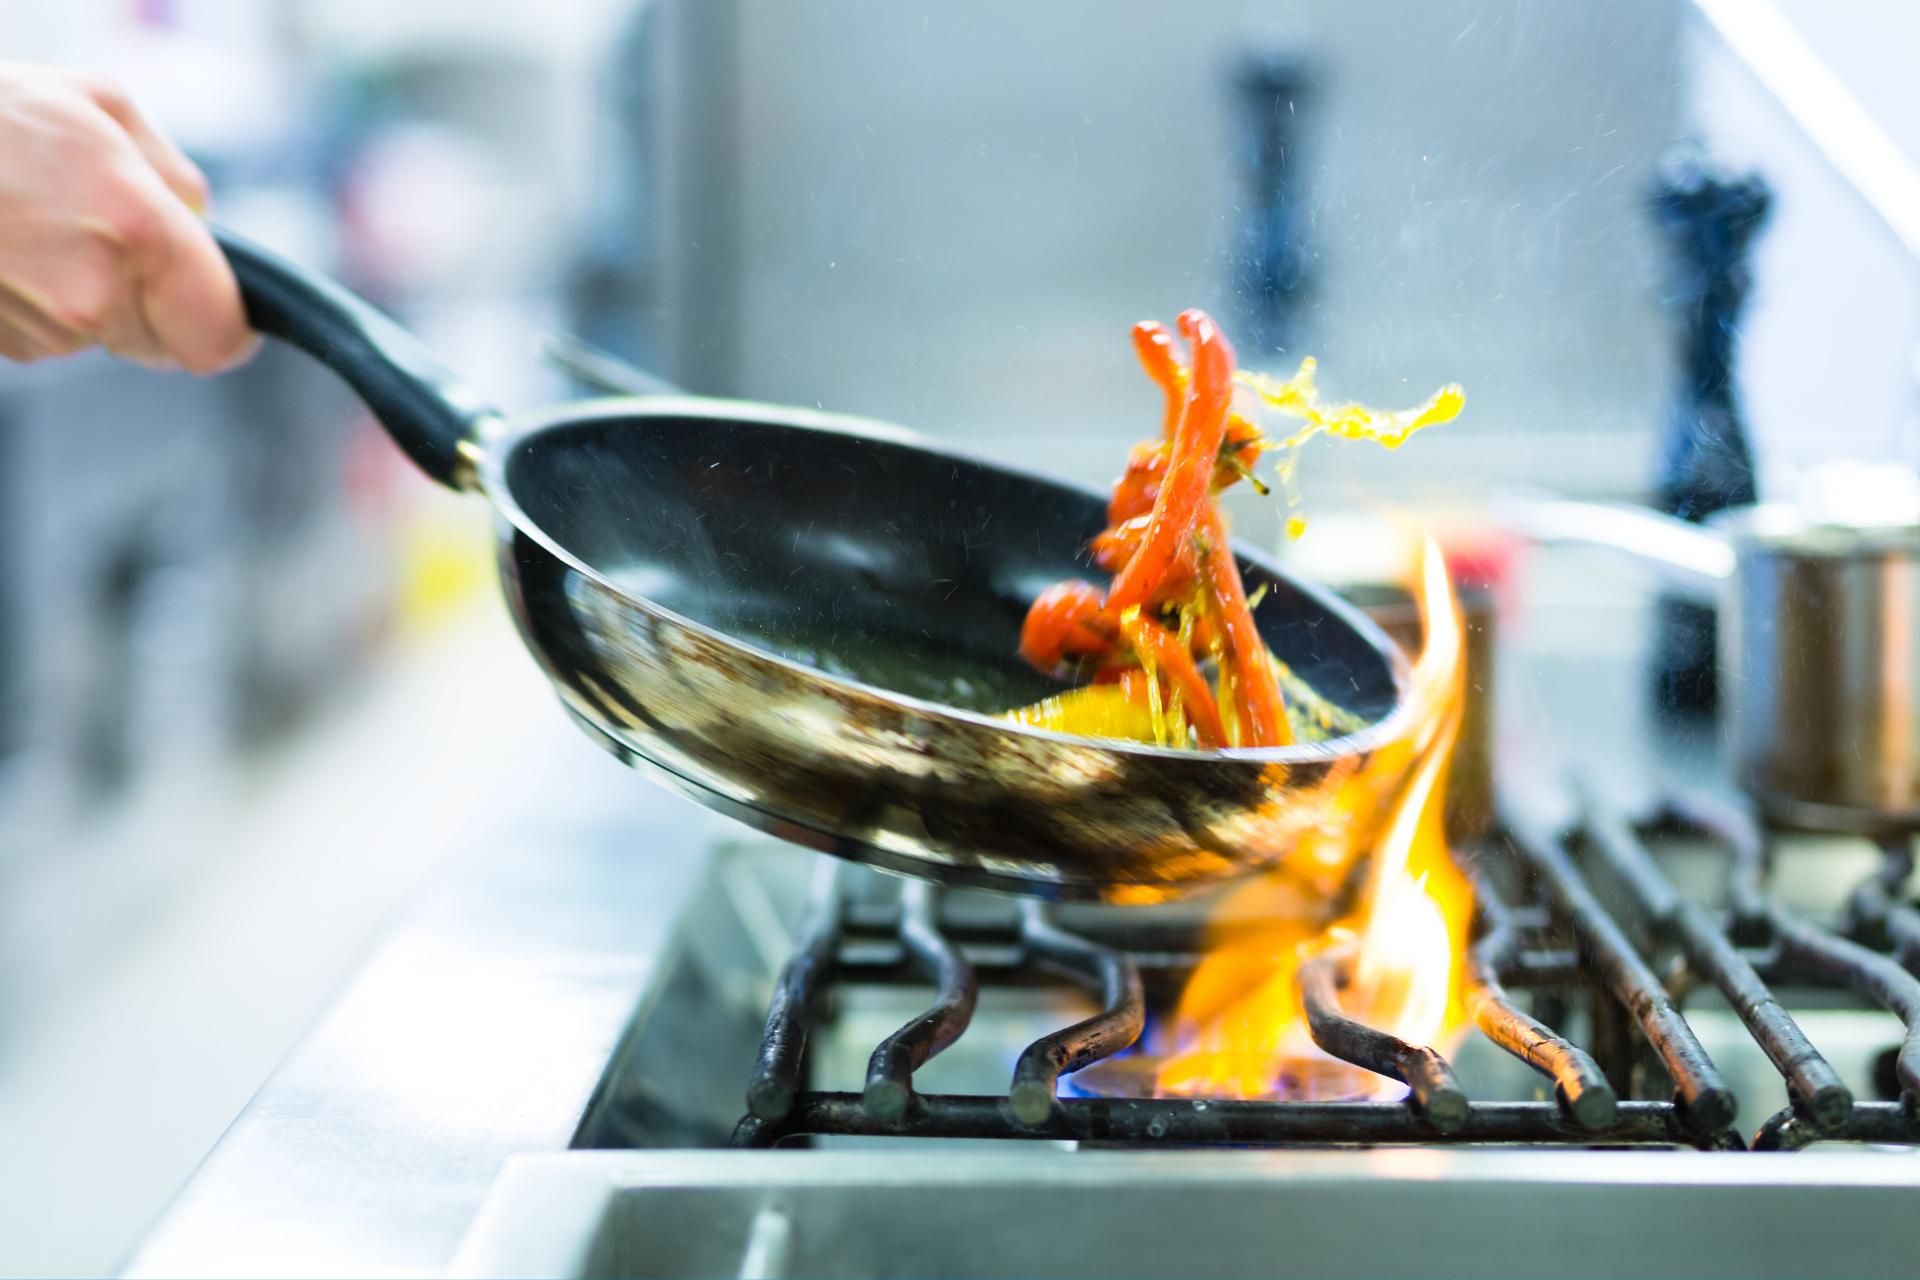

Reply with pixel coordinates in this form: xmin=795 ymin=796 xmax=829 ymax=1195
xmin=215 ymin=226 xmax=502 ymax=491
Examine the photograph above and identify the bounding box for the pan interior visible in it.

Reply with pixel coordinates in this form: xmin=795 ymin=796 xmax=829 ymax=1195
xmin=501 ymin=412 xmax=1400 ymax=728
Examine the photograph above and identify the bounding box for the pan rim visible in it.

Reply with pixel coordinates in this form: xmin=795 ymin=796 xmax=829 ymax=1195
xmin=477 ymin=393 xmax=1417 ymax=767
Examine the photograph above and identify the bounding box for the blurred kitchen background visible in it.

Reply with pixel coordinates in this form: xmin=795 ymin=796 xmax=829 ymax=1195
xmin=0 ymin=0 xmax=1914 ymax=1274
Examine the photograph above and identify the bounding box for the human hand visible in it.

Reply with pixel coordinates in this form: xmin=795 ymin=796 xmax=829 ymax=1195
xmin=0 ymin=63 xmax=256 ymax=373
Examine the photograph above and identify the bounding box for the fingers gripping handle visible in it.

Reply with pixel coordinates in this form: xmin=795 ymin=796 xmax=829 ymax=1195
xmin=214 ymin=227 xmax=501 ymax=490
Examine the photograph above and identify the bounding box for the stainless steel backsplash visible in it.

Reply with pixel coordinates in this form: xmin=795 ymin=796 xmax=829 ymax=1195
xmin=599 ymin=0 xmax=1683 ymax=522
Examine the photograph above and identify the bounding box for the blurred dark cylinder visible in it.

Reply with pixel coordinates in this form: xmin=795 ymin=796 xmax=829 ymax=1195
xmin=1230 ymin=46 xmax=1315 ymax=355
xmin=1647 ymin=156 xmax=1770 ymax=718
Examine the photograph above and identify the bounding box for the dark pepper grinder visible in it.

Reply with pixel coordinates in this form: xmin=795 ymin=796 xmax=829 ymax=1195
xmin=1647 ymin=157 xmax=1771 ymax=718
xmin=1230 ymin=47 xmax=1315 ymax=355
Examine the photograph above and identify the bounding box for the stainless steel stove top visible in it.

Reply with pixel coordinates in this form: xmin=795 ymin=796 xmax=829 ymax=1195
xmin=124 ymin=551 xmax=1920 ymax=1279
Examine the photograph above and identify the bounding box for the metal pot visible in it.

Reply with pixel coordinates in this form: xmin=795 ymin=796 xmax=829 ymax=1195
xmin=1506 ymin=496 xmax=1920 ymax=833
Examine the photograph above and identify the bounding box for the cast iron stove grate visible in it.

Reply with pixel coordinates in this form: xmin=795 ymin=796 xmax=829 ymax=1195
xmin=731 ymin=787 xmax=1920 ymax=1153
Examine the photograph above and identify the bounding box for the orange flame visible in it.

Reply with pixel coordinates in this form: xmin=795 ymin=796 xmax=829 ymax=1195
xmin=1155 ymin=535 xmax=1474 ymax=1099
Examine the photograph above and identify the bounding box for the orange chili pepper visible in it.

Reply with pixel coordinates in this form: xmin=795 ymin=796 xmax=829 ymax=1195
xmin=1018 ymin=580 xmax=1118 ymax=671
xmin=1196 ymin=507 xmax=1292 ymax=746
xmin=1090 ymin=667 xmax=1160 ymax=707
xmin=1107 ymin=406 xmax=1266 ymax=526
xmin=1107 ymin=439 xmax=1166 ymax=526
xmin=1090 ymin=513 xmax=1199 ymax=593
xmin=1089 ymin=516 xmax=1145 ymax=574
xmin=1131 ymin=319 xmax=1184 ymax=438
xmin=1186 ymin=610 xmax=1218 ymax=658
xmin=1106 ymin=309 xmax=1234 ymax=613
xmin=1117 ymin=611 xmax=1227 ymax=749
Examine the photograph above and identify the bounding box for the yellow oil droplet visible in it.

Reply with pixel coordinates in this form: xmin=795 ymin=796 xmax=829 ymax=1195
xmin=1227 ymin=360 xmax=1461 ymax=556
xmin=1236 ymin=363 xmax=1464 ymax=455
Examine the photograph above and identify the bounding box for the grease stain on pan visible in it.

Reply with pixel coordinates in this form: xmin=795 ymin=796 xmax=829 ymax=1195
xmin=515 ymin=562 xmax=1409 ymax=900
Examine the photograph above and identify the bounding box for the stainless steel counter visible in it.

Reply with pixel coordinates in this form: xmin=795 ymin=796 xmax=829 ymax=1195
xmin=122 ymin=744 xmax=737 ymax=1279
xmin=449 ymin=1148 xmax=1920 ymax=1280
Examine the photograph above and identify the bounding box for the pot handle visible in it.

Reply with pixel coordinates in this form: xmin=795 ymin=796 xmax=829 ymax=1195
xmin=215 ymin=227 xmax=501 ymax=491
xmin=539 ymin=333 xmax=682 ymax=398
xmin=1493 ymin=495 xmax=1734 ymax=603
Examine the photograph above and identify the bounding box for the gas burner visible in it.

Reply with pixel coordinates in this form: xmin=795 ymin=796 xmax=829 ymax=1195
xmin=720 ymin=787 xmax=1920 ymax=1154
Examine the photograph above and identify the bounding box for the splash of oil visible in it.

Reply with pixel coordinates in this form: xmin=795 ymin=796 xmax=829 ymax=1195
xmin=1234 ymin=358 xmax=1465 ymax=539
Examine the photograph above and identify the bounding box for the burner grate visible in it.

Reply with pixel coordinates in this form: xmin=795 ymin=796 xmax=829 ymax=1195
xmin=733 ymin=788 xmax=1920 ymax=1153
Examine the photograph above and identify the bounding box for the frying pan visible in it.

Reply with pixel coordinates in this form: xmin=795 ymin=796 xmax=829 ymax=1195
xmin=215 ymin=228 xmax=1412 ymax=901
